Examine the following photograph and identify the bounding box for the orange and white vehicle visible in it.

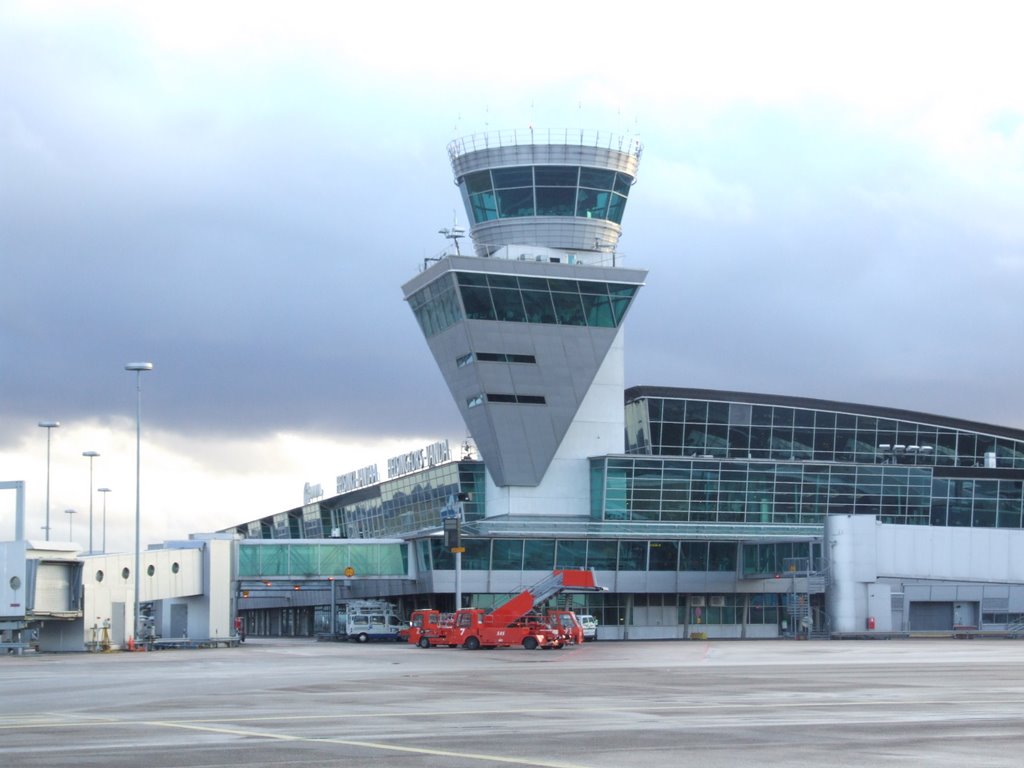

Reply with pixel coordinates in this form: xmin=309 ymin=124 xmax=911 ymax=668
xmin=409 ymin=569 xmax=601 ymax=650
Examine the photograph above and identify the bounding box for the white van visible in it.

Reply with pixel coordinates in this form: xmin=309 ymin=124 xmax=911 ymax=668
xmin=577 ymin=614 xmax=598 ymax=641
xmin=343 ymin=600 xmax=404 ymax=642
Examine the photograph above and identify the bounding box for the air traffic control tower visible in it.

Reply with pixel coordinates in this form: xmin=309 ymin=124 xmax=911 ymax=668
xmin=403 ymin=129 xmax=646 ymax=520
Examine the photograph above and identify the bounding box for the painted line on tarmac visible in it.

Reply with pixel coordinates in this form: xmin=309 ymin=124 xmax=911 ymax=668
xmin=2 ymin=696 xmax=1024 ymax=737
xmin=4 ymin=696 xmax=1024 ymax=732
xmin=151 ymin=719 xmax=588 ymax=768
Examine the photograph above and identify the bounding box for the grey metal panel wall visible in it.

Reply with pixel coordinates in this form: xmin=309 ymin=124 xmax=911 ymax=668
xmin=909 ymin=601 xmax=953 ymax=630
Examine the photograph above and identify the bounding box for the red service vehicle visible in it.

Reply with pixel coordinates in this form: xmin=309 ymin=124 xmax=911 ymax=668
xmin=405 ymin=609 xmax=454 ymax=647
xmin=546 ymin=609 xmax=584 ymax=645
xmin=409 ymin=569 xmax=602 ymax=650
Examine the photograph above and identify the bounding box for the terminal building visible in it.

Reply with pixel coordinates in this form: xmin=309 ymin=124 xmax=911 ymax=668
xmin=226 ymin=129 xmax=1024 ymax=641
xmin=9 ymin=129 xmax=1020 ymax=651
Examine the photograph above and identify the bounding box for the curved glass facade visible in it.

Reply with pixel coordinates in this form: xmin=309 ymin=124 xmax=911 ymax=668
xmin=337 ymin=461 xmax=485 ymax=539
xmin=626 ymin=392 xmax=1024 ymax=469
xmin=408 ymin=270 xmax=639 ymax=338
xmin=459 ymin=165 xmax=633 ymax=225
xmin=606 ymin=390 xmax=1024 ymax=530
xmin=591 ymin=457 xmax=935 ymax=526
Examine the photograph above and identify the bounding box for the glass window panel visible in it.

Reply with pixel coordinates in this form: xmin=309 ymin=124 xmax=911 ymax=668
xmin=551 ymin=291 xmax=587 ymax=325
xmin=649 ymin=541 xmax=678 ymax=570
xmin=457 ymin=272 xmax=488 ymax=286
xmin=289 ymin=545 xmax=318 ymax=576
xmin=580 ymin=167 xmax=616 ymax=189
xmin=536 ymin=187 xmax=577 ymax=216
xmin=462 ymin=538 xmax=490 ymax=569
xmin=464 ymin=171 xmax=493 ymax=194
xmin=707 ymin=402 xmax=729 ymax=424
xmin=587 ymin=540 xmax=618 ymax=570
xmin=577 ymin=280 xmax=608 ymax=295
xmin=815 ymin=411 xmax=836 ymax=428
xmin=556 ymin=540 xmax=587 ymax=568
xmin=773 ymin=408 xmax=794 ymax=427
xmin=487 ymin=274 xmax=518 ymax=288
xmin=491 ymin=539 xmax=524 ymax=570
xmin=609 ymin=295 xmax=633 ymax=325
xmin=491 ymin=167 xmax=532 ymax=188
xmin=430 ymin=539 xmax=454 ymax=570
xmin=516 ymin=276 xmax=546 ymax=290
xmin=608 ymin=192 xmax=627 ymax=223
xmin=581 ymin=292 xmax=615 ymax=327
xmin=548 ymin=279 xmax=579 ymax=293
xmin=662 ymin=399 xmax=684 ymax=422
xmin=459 ymin=285 xmax=496 ymax=320
xmin=709 ymin=542 xmax=736 ymax=572
xmin=660 ymin=422 xmax=683 ymax=450
xmin=680 ymin=542 xmax=709 ymax=571
xmin=973 ymin=499 xmax=997 ymax=528
xmin=576 ymin=188 xmax=610 ymax=218
xmin=490 ymin=287 xmax=527 ymax=322
xmin=617 ymin=541 xmax=647 ymax=570
xmin=521 ymin=289 xmax=557 ymax=324
xmin=470 ymin=191 xmax=498 ymax=222
xmin=813 ymin=429 xmax=836 ymax=461
xmin=613 ymin=173 xmax=632 ymax=195
xmin=496 ymin=187 xmax=534 ymax=217
xmin=685 ymin=400 xmax=708 ymax=422
xmin=534 ymin=165 xmax=578 ymax=186
xmin=238 ymin=546 xmax=260 ymax=577
xmin=319 ymin=545 xmax=347 ymax=575
xmin=523 ymin=539 xmax=555 ymax=570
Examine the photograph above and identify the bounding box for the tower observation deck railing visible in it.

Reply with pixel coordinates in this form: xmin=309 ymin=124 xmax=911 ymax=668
xmin=448 ymin=128 xmax=644 ymax=163
xmin=419 ymin=246 xmax=632 ymax=272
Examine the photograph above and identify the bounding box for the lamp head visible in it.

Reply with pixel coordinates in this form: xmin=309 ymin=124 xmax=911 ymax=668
xmin=125 ymin=362 xmax=154 ymax=371
xmin=38 ymin=420 xmax=60 ymax=428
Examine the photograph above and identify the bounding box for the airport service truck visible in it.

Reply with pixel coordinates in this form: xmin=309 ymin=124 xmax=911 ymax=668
xmin=408 ymin=569 xmax=600 ymax=650
xmin=340 ymin=600 xmax=404 ymax=643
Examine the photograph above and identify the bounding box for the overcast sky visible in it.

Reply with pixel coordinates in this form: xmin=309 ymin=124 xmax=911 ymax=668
xmin=2 ymin=2 xmax=1022 ymax=550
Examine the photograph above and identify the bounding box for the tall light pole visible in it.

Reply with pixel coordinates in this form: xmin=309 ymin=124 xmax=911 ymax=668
xmin=82 ymin=451 xmax=100 ymax=554
xmin=65 ymin=508 xmax=77 ymax=542
xmin=125 ymin=361 xmax=153 ymax=642
xmin=98 ymin=488 xmax=112 ymax=554
xmin=38 ymin=421 xmax=60 ymax=540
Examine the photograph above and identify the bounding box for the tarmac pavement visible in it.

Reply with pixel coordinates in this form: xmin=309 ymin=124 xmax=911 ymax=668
xmin=2 ymin=637 xmax=1023 ymax=767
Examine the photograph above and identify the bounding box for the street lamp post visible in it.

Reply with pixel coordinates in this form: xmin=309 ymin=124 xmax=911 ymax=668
xmin=82 ymin=451 xmax=100 ymax=554
xmin=98 ymin=488 xmax=112 ymax=554
xmin=38 ymin=421 xmax=60 ymax=540
xmin=125 ymin=361 xmax=153 ymax=643
xmin=65 ymin=508 xmax=77 ymax=542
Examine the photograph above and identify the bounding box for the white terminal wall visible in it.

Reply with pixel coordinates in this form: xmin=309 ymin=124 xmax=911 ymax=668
xmin=485 ymin=331 xmax=624 ymax=518
xmin=826 ymin=514 xmax=1024 ymax=633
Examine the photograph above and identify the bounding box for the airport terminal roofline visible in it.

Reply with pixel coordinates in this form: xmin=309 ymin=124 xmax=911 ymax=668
xmin=626 ymin=385 xmax=1024 ymax=443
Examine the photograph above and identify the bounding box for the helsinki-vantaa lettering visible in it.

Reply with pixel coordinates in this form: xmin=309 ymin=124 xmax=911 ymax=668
xmin=336 ymin=464 xmax=380 ymax=494
xmin=387 ymin=440 xmax=451 ymax=479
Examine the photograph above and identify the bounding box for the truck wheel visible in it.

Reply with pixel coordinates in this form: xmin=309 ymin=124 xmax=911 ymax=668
xmin=522 ymin=636 xmax=539 ymax=651
xmin=357 ymin=633 xmax=369 ymax=643
xmin=418 ymin=637 xmax=431 ymax=649
xmin=464 ymin=636 xmax=481 ymax=651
